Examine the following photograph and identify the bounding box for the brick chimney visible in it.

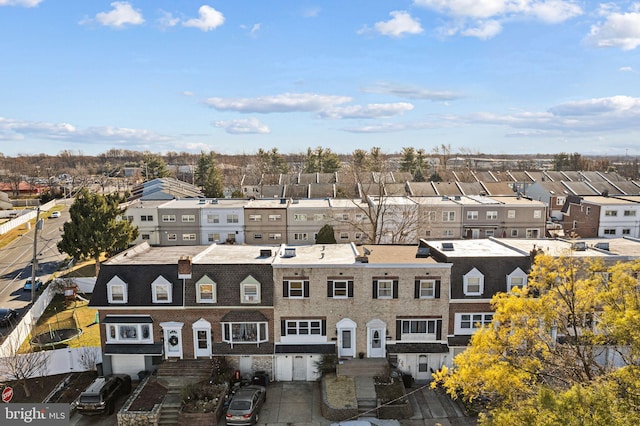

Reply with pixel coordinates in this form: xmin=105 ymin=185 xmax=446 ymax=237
xmin=178 ymin=256 xmax=192 ymax=279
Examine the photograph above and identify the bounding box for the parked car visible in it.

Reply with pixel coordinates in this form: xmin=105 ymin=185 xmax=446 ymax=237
xmin=76 ymin=374 xmax=132 ymax=416
xmin=0 ymin=308 xmax=18 ymax=327
xmin=331 ymin=421 xmax=401 ymax=426
xmin=225 ymin=385 xmax=266 ymax=425
xmin=50 ymin=211 xmax=61 ymax=218
xmin=23 ymin=277 xmax=43 ymax=292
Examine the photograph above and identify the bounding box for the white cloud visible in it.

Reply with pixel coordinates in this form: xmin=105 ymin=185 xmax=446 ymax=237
xmin=213 ymin=117 xmax=270 ymax=134
xmin=158 ymin=10 xmax=180 ymax=29
xmin=548 ymin=95 xmax=640 ymax=116
xmin=204 ymin=93 xmax=352 ymax=113
xmin=301 ymin=7 xmax=321 ymax=18
xmin=0 ymin=0 xmax=42 ymax=6
xmin=460 ymin=20 xmax=502 ymax=39
xmin=183 ymin=5 xmax=224 ymax=31
xmin=318 ymin=103 xmax=414 ymax=119
xmin=619 ymin=66 xmax=634 ymax=72
xmin=414 ymin=0 xmax=582 ymax=39
xmin=372 ymin=10 xmax=423 ymax=38
xmin=89 ymin=1 xmax=145 ymax=28
xmin=586 ymin=10 xmax=640 ymax=50
xmin=362 ymin=83 xmax=463 ymax=101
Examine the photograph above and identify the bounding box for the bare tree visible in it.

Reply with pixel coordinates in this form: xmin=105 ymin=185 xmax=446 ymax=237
xmin=78 ymin=346 xmax=99 ymax=372
xmin=0 ymin=339 xmax=51 ymax=398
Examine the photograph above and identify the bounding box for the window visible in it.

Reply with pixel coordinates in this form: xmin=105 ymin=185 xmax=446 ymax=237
xmin=254 ymin=233 xmax=262 ymax=240
xmin=443 ymin=229 xmax=454 ymax=237
xmin=485 ymin=230 xmax=494 ymax=237
xmin=510 ymin=229 xmax=518 ymax=237
xmin=268 ymin=233 xmax=282 ymax=240
xmin=463 ymin=268 xmax=484 ymax=296
xmin=208 ymin=233 xmax=221 ymax=243
xmin=507 ymin=268 xmax=527 ymax=292
xmin=623 ymin=229 xmax=631 ymax=235
xmin=355 ymin=232 xmax=363 ymax=240
xmin=604 ymin=210 xmax=617 ymax=217
xmin=227 ymin=233 xmax=236 ymax=242
xmin=426 ymin=211 xmax=436 ymax=222
xmin=183 ymin=233 xmax=196 ymax=241
xmin=375 ymin=280 xmax=394 ymax=299
xmin=507 ymin=210 xmax=516 ymax=219
xmin=416 ymin=279 xmax=439 ymax=299
xmin=141 ymin=234 xmax=150 ymax=240
xmin=399 ymin=319 xmax=439 ymax=341
xmin=624 ymin=210 xmax=637 ymax=217
xmin=241 ymin=276 xmax=261 ymax=303
xmin=339 ymin=232 xmax=349 ymax=240
xmin=526 ymin=228 xmax=540 ymax=238
xmin=284 ymin=320 xmax=323 ymax=336
xmin=227 ymin=214 xmax=239 ymax=223
xmin=196 ymin=276 xmax=216 ymax=303
xmin=467 ymin=211 xmax=478 ymax=220
xmin=249 ymin=214 xmax=262 ymax=221
xmin=486 ymin=211 xmax=498 ymax=220
xmin=162 ymin=214 xmax=176 ymax=222
xmin=167 ymin=233 xmax=177 ymax=241
xmin=222 ymin=322 xmax=268 ymax=344
xmin=443 ymin=211 xmax=455 ymax=221
xmin=207 ymin=214 xmax=220 ymax=223
xmin=152 ymin=277 xmax=172 ymax=303
xmin=572 ymin=220 xmax=578 ymax=229
xmin=182 ymin=214 xmax=195 ymax=222
xmin=106 ymin=323 xmax=152 ymax=344
xmin=456 ymin=313 xmax=493 ymax=335
xmin=533 ymin=210 xmax=542 ymax=219
xmin=556 ymin=197 xmax=566 ymax=206
xmin=293 ymin=214 xmax=307 ymax=221
xmin=294 ymin=233 xmax=308 ymax=241
xmin=140 ymin=215 xmax=153 ymax=222
xmin=355 ymin=213 xmax=364 ymax=221
xmin=269 ymin=214 xmax=282 ymax=221
xmin=123 ymin=215 xmax=133 ymax=222
xmin=313 ymin=213 xmax=326 ymax=221
xmin=328 ymin=280 xmax=352 ymax=299
xmin=284 ymin=280 xmax=308 ymax=298
xmin=586 ymin=206 xmax=591 ymax=215
xmin=107 ymin=277 xmax=127 ymax=304
xmin=604 ymin=229 xmax=616 ymax=235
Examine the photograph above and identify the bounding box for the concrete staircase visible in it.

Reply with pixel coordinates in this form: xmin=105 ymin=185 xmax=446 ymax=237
xmin=337 ymin=358 xmax=389 ymax=418
xmin=156 ymin=359 xmax=213 ymax=425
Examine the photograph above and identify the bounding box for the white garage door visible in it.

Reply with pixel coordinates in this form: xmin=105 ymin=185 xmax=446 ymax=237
xmin=110 ymin=355 xmax=145 ymax=379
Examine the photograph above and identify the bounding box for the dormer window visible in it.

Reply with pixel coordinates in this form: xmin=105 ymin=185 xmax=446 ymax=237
xmin=507 ymin=267 xmax=528 ymax=292
xmin=241 ymin=276 xmax=261 ymax=304
xmin=196 ymin=275 xmax=217 ymax=303
xmin=107 ymin=276 xmax=128 ymax=304
xmin=152 ymin=276 xmax=172 ymax=303
xmin=464 ymin=268 xmax=484 ymax=296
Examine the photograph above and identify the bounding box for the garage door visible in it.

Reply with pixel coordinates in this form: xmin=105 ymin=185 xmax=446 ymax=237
xmin=110 ymin=355 xmax=145 ymax=379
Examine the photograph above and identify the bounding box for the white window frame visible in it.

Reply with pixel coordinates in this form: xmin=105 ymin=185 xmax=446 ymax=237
xmin=526 ymin=228 xmax=540 ymax=238
xmin=443 ymin=211 xmax=455 ymax=222
xmin=268 ymin=214 xmax=282 ymax=221
xmin=222 ymin=322 xmax=268 ymax=344
xmin=162 ymin=214 xmax=176 ymax=222
xmin=268 ymin=233 xmax=282 ymax=240
xmin=254 ymin=233 xmax=262 ymax=240
xmin=443 ymin=229 xmax=454 ymax=237
xmin=467 ymin=211 xmax=478 ymax=220
xmin=207 ymin=214 xmax=220 ymax=223
xmin=510 ymin=229 xmax=518 ymax=237
xmin=293 ymin=214 xmax=307 ymax=221
xmin=196 ymin=275 xmax=216 ymax=303
xmin=151 ymin=276 xmax=172 ymax=303
xmin=208 ymin=233 xmax=221 ymax=243
xmin=603 ymin=229 xmax=616 ymax=235
xmin=426 ymin=211 xmax=436 ymax=222
xmin=181 ymin=214 xmax=195 ymax=222
xmin=227 ymin=214 xmax=239 ymax=223
xmin=377 ymin=279 xmax=393 ymax=299
xmin=287 ymin=280 xmax=305 ymax=298
xmin=507 ymin=267 xmax=528 ymax=292
xmin=293 ymin=233 xmax=308 ymax=241
xmin=182 ymin=233 xmax=196 ymax=241
xmin=455 ymin=313 xmax=493 ymax=335
xmin=107 ymin=277 xmax=128 ymax=304
xmin=285 ymin=320 xmax=322 ymax=336
xmin=313 ymin=213 xmax=326 ymax=221
xmin=241 ymin=276 xmax=261 ymax=304
xmin=167 ymin=233 xmax=177 ymax=241
xmin=533 ymin=210 xmax=542 ymax=219
xmin=486 ymin=211 xmax=498 ymax=220
xmin=507 ymin=209 xmax=516 ymax=219
xmin=400 ymin=319 xmax=438 ymax=341
xmin=604 ymin=210 xmax=617 ymax=217
xmin=339 ymin=232 xmax=349 ymax=240
xmin=463 ymin=268 xmax=484 ymax=296
xmin=485 ymin=229 xmax=494 ymax=237
xmin=332 ymin=280 xmax=349 ymax=299
xmin=624 ymin=210 xmax=637 ymax=217
xmin=418 ymin=279 xmax=436 ymax=299
xmin=106 ymin=323 xmax=153 ymax=344
xmin=249 ymin=214 xmax=262 ymax=221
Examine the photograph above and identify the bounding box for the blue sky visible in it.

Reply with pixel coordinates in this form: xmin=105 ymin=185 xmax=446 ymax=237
xmin=1 ymin=1 xmax=640 ymax=158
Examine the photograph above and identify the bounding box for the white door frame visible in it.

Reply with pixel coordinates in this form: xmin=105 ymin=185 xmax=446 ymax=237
xmin=161 ymin=321 xmax=184 ymax=359
xmin=366 ymin=319 xmax=386 ymax=358
xmin=192 ymin=318 xmax=212 ymax=359
xmin=336 ymin=318 xmax=357 ymax=358
xmin=416 ymin=354 xmax=430 ymax=381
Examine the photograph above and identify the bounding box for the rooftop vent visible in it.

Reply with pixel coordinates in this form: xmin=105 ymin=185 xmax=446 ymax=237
xmin=282 ymin=247 xmax=296 ymax=258
xmin=210 ymin=199 xmax=218 ymax=204
xmin=594 ymin=242 xmax=610 ymax=251
xmin=441 ymin=196 xmax=449 ymax=201
xmin=259 ymin=249 xmax=272 ymax=258
xmin=280 ymin=198 xmax=287 ymax=204
xmin=454 ymin=195 xmax=461 ymax=201
xmin=416 ymin=246 xmax=430 ymax=258
xmin=198 ymin=199 xmax=206 ymax=204
xmin=441 ymin=242 xmax=454 ymax=251
xmin=572 ymin=242 xmax=587 ymax=251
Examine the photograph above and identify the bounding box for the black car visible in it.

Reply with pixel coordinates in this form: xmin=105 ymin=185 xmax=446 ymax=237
xmin=76 ymin=374 xmax=132 ymax=415
xmin=0 ymin=308 xmax=18 ymax=327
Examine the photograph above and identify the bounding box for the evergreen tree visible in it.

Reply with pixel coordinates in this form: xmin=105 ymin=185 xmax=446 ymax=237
xmin=315 ymin=224 xmax=337 ymax=244
xmin=195 ymin=151 xmax=224 ymax=198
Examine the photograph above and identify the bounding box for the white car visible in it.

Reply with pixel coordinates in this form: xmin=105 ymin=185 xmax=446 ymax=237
xmin=50 ymin=211 xmax=61 ymax=218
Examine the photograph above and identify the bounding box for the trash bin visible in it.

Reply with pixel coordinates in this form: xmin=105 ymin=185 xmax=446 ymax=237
xmin=251 ymin=371 xmax=269 ymax=387
xmin=402 ymin=373 xmax=413 ymax=388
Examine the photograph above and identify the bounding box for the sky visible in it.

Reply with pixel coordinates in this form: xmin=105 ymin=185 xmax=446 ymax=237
xmin=1 ymin=0 xmax=640 ymax=158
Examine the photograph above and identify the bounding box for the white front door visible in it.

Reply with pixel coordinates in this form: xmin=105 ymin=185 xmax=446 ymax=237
xmin=416 ymin=354 xmax=430 ymax=381
xmin=336 ymin=318 xmax=357 ymax=358
xmin=367 ymin=319 xmax=386 ymax=358
xmin=293 ymin=355 xmax=306 ymax=381
xmin=161 ymin=322 xmax=184 ymax=359
xmin=192 ymin=318 xmax=212 ymax=359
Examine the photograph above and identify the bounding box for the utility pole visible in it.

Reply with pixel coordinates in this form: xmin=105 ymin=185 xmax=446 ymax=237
xmin=31 ymin=206 xmax=42 ymax=304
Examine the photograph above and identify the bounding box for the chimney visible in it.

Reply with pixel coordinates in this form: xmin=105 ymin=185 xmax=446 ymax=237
xmin=178 ymin=256 xmax=192 ymax=279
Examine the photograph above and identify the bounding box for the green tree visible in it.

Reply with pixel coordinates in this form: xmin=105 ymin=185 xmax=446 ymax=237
xmin=315 ymin=224 xmax=337 ymax=244
xmin=256 ymin=148 xmax=289 ymax=175
xmin=195 ymin=151 xmax=224 ymax=198
xmin=142 ymin=152 xmax=170 ymax=180
xmin=303 ymin=147 xmax=341 ymax=173
xmin=433 ymin=255 xmax=640 ymax=425
xmin=57 ymin=188 xmax=139 ymax=275
xmin=399 ymin=147 xmax=417 ymax=173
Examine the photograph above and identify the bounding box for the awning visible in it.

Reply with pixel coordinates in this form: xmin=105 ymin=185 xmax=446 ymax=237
xmin=104 ymin=343 xmax=163 ymax=355
xmin=275 ymin=343 xmax=336 ymax=354
xmin=386 ymin=342 xmax=449 ymax=354
xmin=221 ymin=310 xmax=268 ymax=322
xmin=103 ymin=315 xmax=153 ymax=324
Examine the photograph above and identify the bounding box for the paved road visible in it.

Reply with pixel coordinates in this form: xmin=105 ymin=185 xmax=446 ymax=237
xmin=0 ymin=202 xmax=69 ymax=311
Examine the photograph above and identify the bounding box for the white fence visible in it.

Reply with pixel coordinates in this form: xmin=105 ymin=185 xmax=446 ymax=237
xmin=0 ymin=200 xmax=57 ymax=236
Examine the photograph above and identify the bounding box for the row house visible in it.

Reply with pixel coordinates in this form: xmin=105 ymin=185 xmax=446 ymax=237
xmin=561 ymin=195 xmax=640 ymax=238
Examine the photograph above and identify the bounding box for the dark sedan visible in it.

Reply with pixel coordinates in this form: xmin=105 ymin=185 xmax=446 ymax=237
xmin=225 ymin=385 xmax=266 ymax=425
xmin=0 ymin=308 xmax=18 ymax=327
